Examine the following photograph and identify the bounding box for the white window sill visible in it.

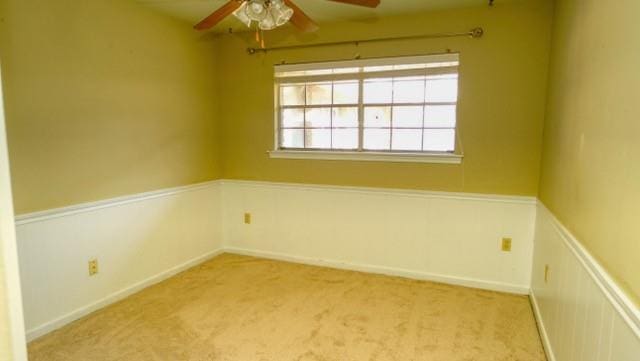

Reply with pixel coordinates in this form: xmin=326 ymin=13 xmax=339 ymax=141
xmin=269 ymin=150 xmax=463 ymax=164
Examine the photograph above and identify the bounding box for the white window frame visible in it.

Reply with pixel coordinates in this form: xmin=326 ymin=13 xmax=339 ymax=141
xmin=270 ymin=53 xmax=463 ymax=164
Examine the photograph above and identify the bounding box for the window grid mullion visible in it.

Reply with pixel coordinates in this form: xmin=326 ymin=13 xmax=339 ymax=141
xmin=277 ymin=88 xmax=283 ymax=149
xmin=421 ymin=78 xmax=427 ymax=151
xmin=303 ymin=85 xmax=307 ymax=148
xmin=281 ymin=103 xmax=359 ymax=109
xmin=281 ymin=126 xmax=454 ymax=130
xmin=280 ymin=101 xmax=453 ymax=110
xmin=389 ymin=78 xmax=394 ymax=151
xmin=330 ymin=83 xmax=334 ymax=149
xmin=278 ymin=65 xmax=457 ymax=153
xmin=357 ymin=79 xmax=364 ymax=152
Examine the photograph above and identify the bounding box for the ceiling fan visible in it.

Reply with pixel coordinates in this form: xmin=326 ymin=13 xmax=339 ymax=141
xmin=194 ymin=0 xmax=381 ymax=33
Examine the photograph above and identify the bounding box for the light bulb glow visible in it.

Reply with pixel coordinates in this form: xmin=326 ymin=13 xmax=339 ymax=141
xmin=258 ymin=8 xmax=277 ymax=30
xmin=232 ymin=0 xmax=294 ymax=30
xmin=270 ymin=0 xmax=293 ymax=26
xmin=245 ymin=0 xmax=267 ymax=21
xmin=232 ymin=2 xmax=252 ymax=27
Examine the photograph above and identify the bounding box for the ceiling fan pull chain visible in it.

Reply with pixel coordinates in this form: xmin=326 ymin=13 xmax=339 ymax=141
xmin=254 ymin=28 xmax=266 ymax=49
xmin=253 ymin=29 xmax=265 ymax=49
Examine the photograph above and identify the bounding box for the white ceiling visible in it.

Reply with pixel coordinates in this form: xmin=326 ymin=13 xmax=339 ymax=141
xmin=135 ymin=0 xmax=495 ymax=32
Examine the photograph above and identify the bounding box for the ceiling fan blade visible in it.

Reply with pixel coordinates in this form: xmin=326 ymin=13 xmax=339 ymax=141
xmin=194 ymin=0 xmax=242 ymax=31
xmin=326 ymin=0 xmax=380 ymax=8
xmin=284 ymin=0 xmax=319 ymax=32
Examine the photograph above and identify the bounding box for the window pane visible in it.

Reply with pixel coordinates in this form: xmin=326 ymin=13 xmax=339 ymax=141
xmin=392 ymin=106 xmax=423 ymax=128
xmin=281 ymin=129 xmax=304 ymax=148
xmin=281 ymin=85 xmax=305 ymax=106
xmin=305 ymin=129 xmax=331 ymax=149
xmin=392 ymin=129 xmax=422 ymax=151
xmin=333 ymin=81 xmax=358 ymax=104
xmin=332 ymin=67 xmax=360 ymax=74
xmin=363 ymin=79 xmax=392 ymax=103
xmin=305 ymin=108 xmax=331 ymax=128
xmin=278 ymin=56 xmax=459 ymax=154
xmin=302 ymin=69 xmax=332 ymax=76
xmin=394 ymin=64 xmax=428 ymax=70
xmin=332 ymin=128 xmax=358 ymax=149
xmin=393 ymin=78 xmax=425 ymax=103
xmin=281 ymin=108 xmax=304 ymax=128
xmin=426 ymin=76 xmax=458 ymax=102
xmin=363 ymin=129 xmax=390 ymax=150
xmin=332 ymin=107 xmax=358 ymax=127
xmin=363 ymin=65 xmax=393 ymax=72
xmin=425 ymin=105 xmax=456 ymax=128
xmin=306 ymin=82 xmax=332 ymax=105
xmin=423 ymin=129 xmax=455 ymax=151
xmin=364 ymin=106 xmax=391 ymax=127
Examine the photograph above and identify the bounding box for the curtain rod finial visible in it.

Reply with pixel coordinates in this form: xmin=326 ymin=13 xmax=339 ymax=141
xmin=470 ymin=27 xmax=484 ymax=38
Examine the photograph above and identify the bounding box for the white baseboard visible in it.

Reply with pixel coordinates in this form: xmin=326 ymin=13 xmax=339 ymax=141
xmin=225 ymin=246 xmax=530 ymax=294
xmin=26 ymin=245 xmax=526 ymax=343
xmin=26 ymin=249 xmax=224 ymax=342
xmin=529 ymin=292 xmax=556 ymax=361
xmin=221 ymin=180 xmax=536 ymax=297
xmin=18 ymin=180 xmax=224 ymax=342
xmin=530 ymin=203 xmax=640 ymax=361
xmin=540 ymin=203 xmax=640 ymax=335
xmin=17 ymin=178 xmax=640 ymax=361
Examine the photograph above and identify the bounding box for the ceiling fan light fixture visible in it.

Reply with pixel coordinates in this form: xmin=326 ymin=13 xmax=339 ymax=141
xmin=245 ymin=0 xmax=268 ymax=21
xmin=258 ymin=8 xmax=277 ymax=30
xmin=196 ymin=0 xmax=378 ymax=32
xmin=270 ymin=0 xmax=294 ymax=26
xmin=232 ymin=2 xmax=252 ymax=27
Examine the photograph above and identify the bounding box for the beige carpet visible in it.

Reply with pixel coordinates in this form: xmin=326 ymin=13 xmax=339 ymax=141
xmin=28 ymin=254 xmax=546 ymax=361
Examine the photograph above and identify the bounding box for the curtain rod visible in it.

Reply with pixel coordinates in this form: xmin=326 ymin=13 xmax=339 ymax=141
xmin=246 ymin=27 xmax=484 ymax=55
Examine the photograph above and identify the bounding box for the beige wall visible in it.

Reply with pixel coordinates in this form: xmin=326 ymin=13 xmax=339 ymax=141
xmin=539 ymin=0 xmax=640 ymax=304
xmin=214 ymin=1 xmax=553 ymax=196
xmin=0 ymin=0 xmax=221 ymax=214
xmin=0 ymin=0 xmax=554 ymax=208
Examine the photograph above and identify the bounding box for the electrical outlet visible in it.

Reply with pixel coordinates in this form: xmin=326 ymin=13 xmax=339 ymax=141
xmin=544 ymin=264 xmax=550 ymax=283
xmin=501 ymin=237 xmax=512 ymax=252
xmin=244 ymin=212 xmax=251 ymax=224
xmin=88 ymin=259 xmax=98 ymax=276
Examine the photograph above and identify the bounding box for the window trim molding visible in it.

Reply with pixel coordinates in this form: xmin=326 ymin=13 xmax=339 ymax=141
xmin=274 ymin=53 xmax=460 ymax=74
xmin=273 ymin=53 xmax=461 ymax=162
xmin=269 ymin=150 xmax=463 ymax=164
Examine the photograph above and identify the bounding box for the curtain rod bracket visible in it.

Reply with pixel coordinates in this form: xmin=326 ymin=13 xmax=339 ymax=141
xmin=470 ymin=27 xmax=484 ymax=38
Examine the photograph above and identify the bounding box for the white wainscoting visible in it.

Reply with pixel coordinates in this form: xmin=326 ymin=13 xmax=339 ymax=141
xmin=531 ymin=203 xmax=640 ymax=361
xmin=19 ymin=178 xmax=639 ymax=359
xmin=220 ymin=180 xmax=537 ymax=294
xmin=15 ymin=181 xmax=223 ymax=341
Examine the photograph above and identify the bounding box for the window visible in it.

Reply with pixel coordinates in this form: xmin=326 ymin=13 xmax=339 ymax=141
xmin=272 ymin=54 xmax=462 ymax=164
